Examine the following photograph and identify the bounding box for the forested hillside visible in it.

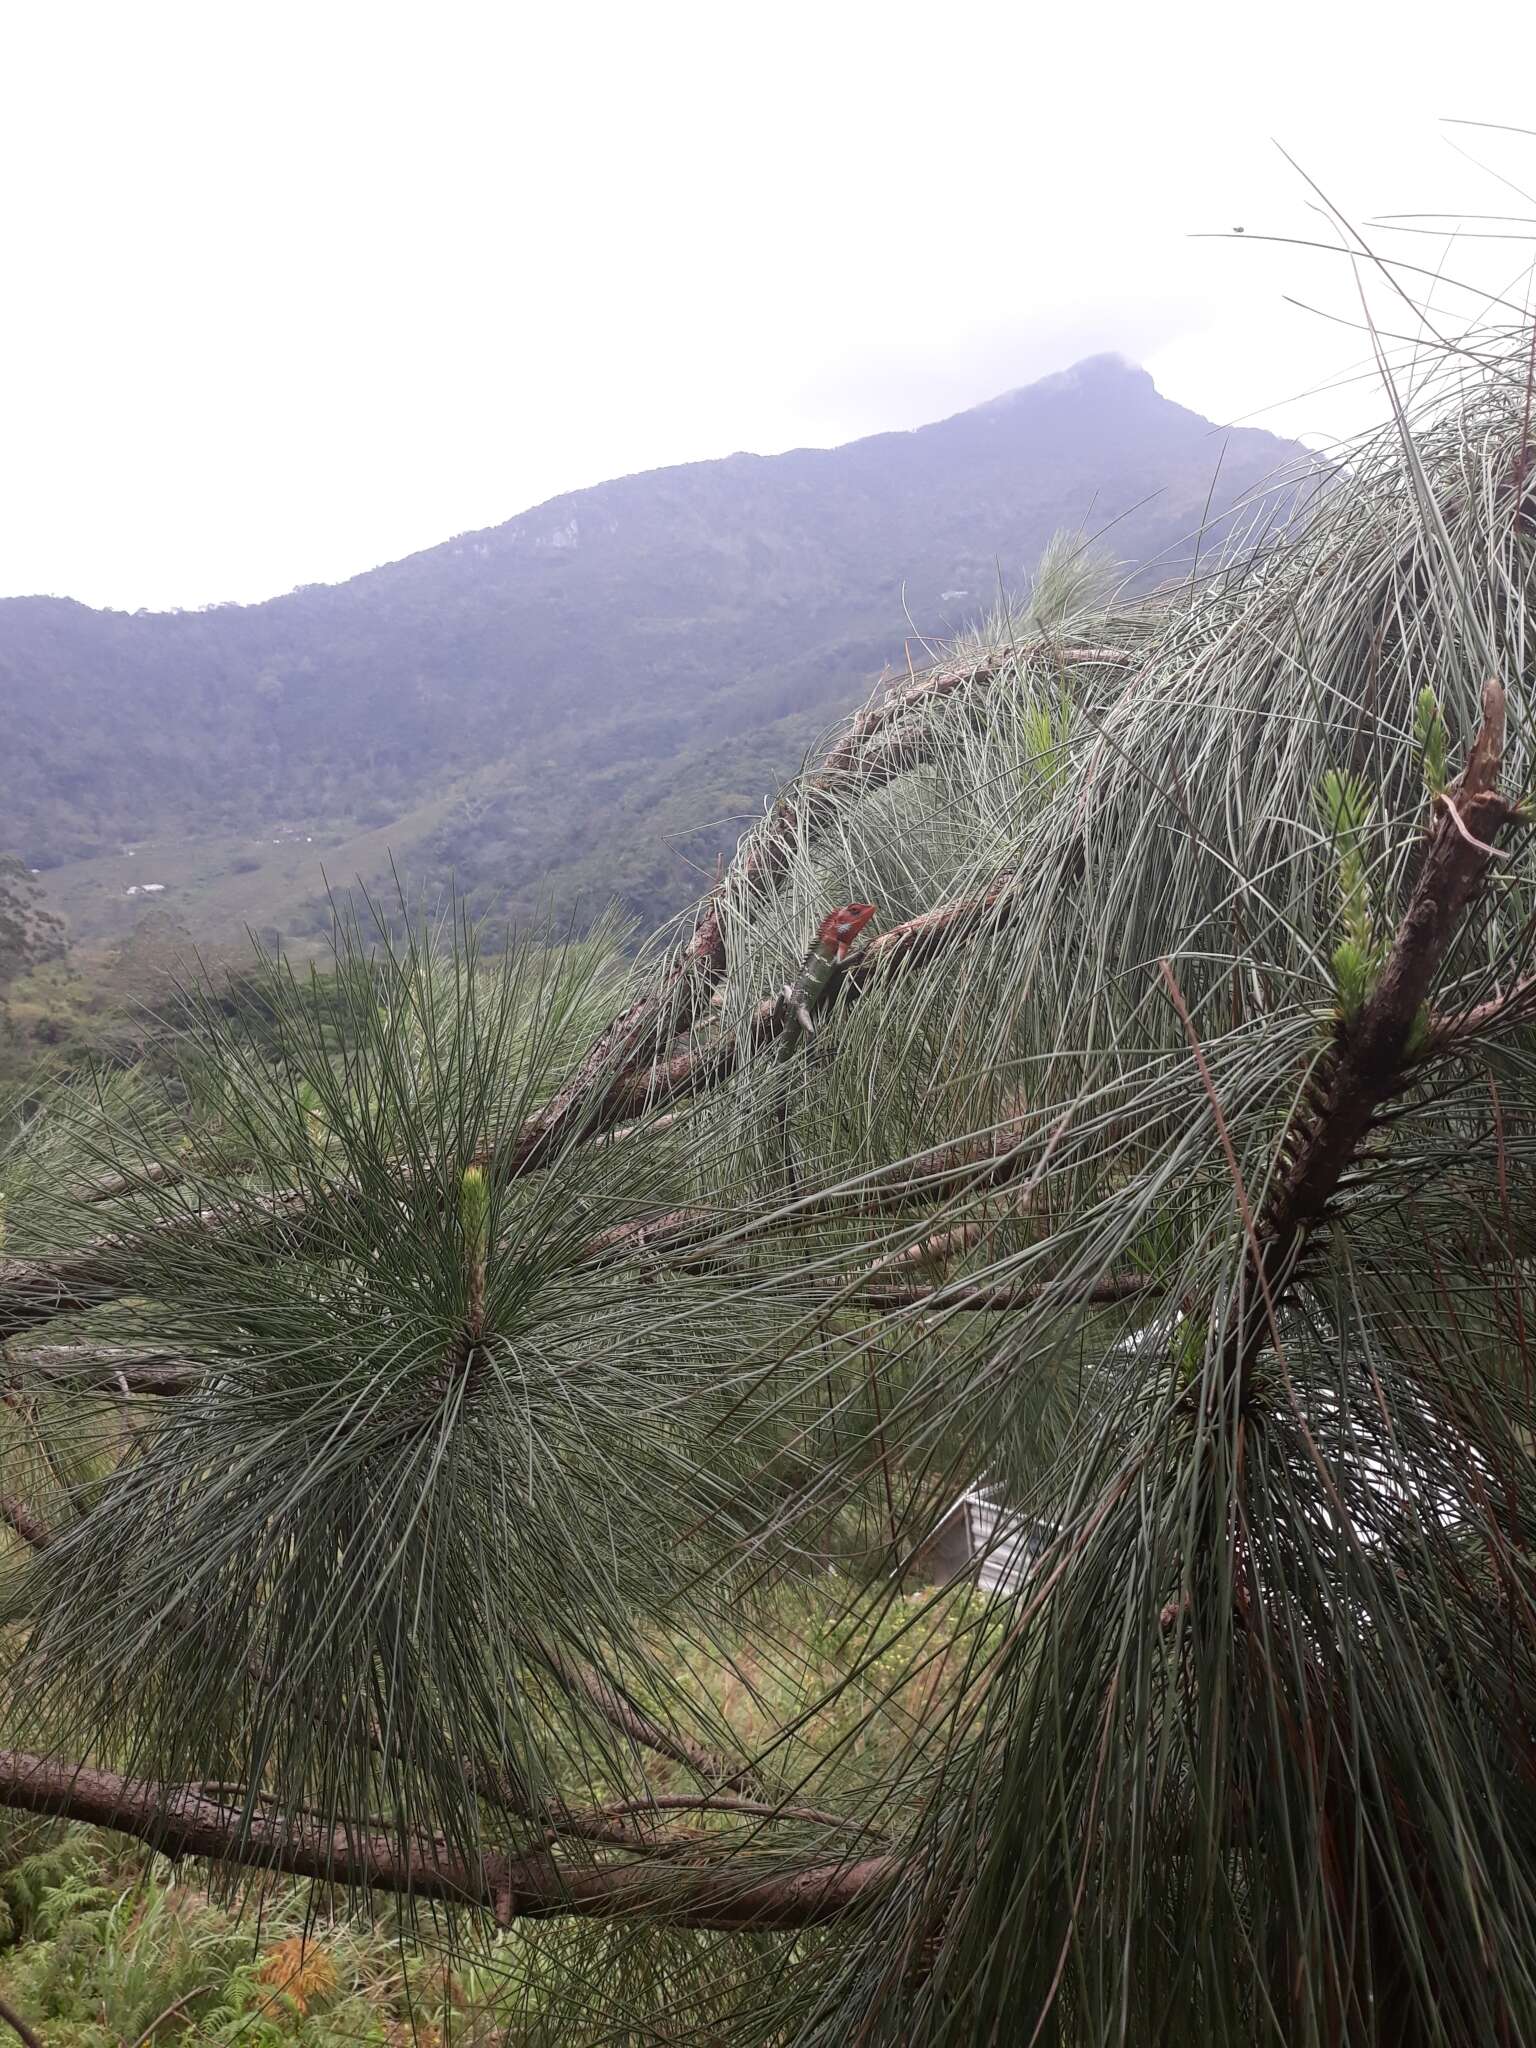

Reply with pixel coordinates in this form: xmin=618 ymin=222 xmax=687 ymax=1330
xmin=1 ymin=356 xmax=1306 ymax=944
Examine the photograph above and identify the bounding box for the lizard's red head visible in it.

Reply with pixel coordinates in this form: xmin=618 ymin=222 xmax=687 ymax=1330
xmin=818 ymin=902 xmax=878 ymax=958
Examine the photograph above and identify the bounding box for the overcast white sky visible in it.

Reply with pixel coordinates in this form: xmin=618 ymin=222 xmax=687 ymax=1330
xmin=1 ymin=0 xmax=1531 ymax=613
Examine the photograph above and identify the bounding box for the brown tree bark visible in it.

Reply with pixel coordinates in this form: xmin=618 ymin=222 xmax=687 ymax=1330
xmin=1213 ymin=678 xmax=1517 ymax=1405
xmin=0 ymin=1750 xmax=893 ymax=1932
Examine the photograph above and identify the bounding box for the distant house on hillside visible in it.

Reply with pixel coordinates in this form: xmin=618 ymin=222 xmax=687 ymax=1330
xmin=908 ymin=1486 xmax=1051 ymax=1595
xmin=910 ymin=1320 xmax=1174 ymax=1592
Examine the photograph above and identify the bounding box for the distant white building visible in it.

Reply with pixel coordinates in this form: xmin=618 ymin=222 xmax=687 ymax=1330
xmin=909 ymin=1486 xmax=1051 ymax=1595
xmin=908 ymin=1321 xmax=1170 ymax=1595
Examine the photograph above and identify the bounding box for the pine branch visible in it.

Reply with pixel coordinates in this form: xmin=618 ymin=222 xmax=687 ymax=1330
xmin=188 ymin=1772 xmax=875 ymax=1854
xmin=511 ymin=901 xmax=730 ymax=1175
xmin=817 ymin=641 xmax=1128 ymax=790
xmin=1219 ymin=678 xmax=1518 ymax=1403
xmin=1426 ymin=970 xmax=1536 ymax=1051
xmin=3 ymin=1124 xmax=1049 ymax=1398
xmin=841 ymin=1272 xmax=1158 ymax=1314
xmin=881 ymin=1222 xmax=989 ymax=1271
xmin=0 ymin=1471 xmax=773 ymax=1810
xmin=15 ymin=1346 xmax=205 ymax=1396
xmin=503 ymin=654 xmax=1009 ymax=1168
xmin=548 ymin=1659 xmax=769 ymax=1798
xmin=0 ymin=1496 xmax=51 ymax=1552
xmin=506 ymin=639 xmax=1126 ymax=1173
xmin=79 ymin=1158 xmax=187 ymax=1207
xmin=587 ymin=1792 xmax=888 ymax=1838
xmin=124 ymin=1993 xmax=201 ymax=2048
xmin=602 ymin=873 xmax=1023 ymax=1114
xmin=583 ymin=1124 xmax=1038 ymax=1275
xmin=0 ymin=1267 xmax=1155 ymax=1449
xmin=0 ymin=1188 xmax=310 ymax=1343
xmin=0 ymin=877 xmax=1023 ymax=1341
xmin=0 ymin=1750 xmax=894 ymax=1931
xmin=0 ymin=1996 xmax=42 ymax=2048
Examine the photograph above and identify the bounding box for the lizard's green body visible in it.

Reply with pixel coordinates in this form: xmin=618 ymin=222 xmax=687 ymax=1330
xmin=775 ymin=904 xmax=877 ymax=1063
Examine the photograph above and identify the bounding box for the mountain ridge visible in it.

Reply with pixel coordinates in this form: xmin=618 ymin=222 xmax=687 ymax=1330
xmin=1 ymin=355 xmax=1245 ymax=621
xmin=0 ymin=355 xmax=1311 ymax=948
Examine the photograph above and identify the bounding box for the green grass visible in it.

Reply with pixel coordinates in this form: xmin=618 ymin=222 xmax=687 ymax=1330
xmin=34 ymin=790 xmax=462 ymax=958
